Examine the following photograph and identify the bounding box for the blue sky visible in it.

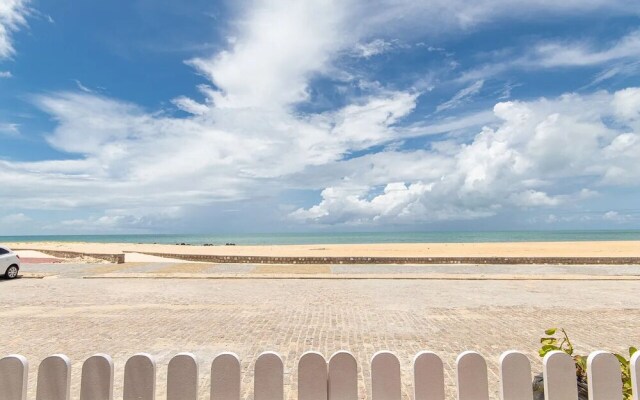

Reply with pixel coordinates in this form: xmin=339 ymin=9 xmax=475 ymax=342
xmin=1 ymin=0 xmax=640 ymax=234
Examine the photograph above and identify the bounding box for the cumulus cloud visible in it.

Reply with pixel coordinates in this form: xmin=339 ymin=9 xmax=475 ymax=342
xmin=185 ymin=0 xmax=348 ymax=109
xmin=0 ymin=70 xmax=12 ymax=78
xmin=293 ymin=88 xmax=640 ymax=225
xmin=0 ymin=0 xmax=29 ymax=59
xmin=3 ymin=0 xmax=640 ymax=232
xmin=603 ymin=211 xmax=629 ymax=222
xmin=1 ymin=85 xmax=419 ymax=217
xmin=0 ymin=213 xmax=30 ymax=224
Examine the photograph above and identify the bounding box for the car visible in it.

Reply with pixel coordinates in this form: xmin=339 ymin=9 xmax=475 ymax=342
xmin=0 ymin=245 xmax=20 ymax=279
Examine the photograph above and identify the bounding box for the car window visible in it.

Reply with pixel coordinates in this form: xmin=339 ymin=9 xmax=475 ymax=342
xmin=0 ymin=248 xmax=8 ymax=255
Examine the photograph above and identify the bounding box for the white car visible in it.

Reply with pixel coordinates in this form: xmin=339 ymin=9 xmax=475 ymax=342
xmin=0 ymin=246 xmax=20 ymax=279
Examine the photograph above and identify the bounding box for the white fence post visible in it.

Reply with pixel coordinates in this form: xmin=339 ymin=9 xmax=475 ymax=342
xmin=587 ymin=351 xmax=622 ymax=400
xmin=328 ymin=351 xmax=358 ymax=400
xmin=543 ymin=351 xmax=578 ymax=400
xmin=255 ymin=352 xmax=283 ymax=400
xmin=80 ymin=354 xmax=113 ymax=400
xmin=371 ymin=351 xmax=401 ymax=400
xmin=632 ymin=352 xmax=640 ymax=400
xmin=211 ymin=353 xmax=241 ymax=400
xmin=499 ymin=351 xmax=532 ymax=400
xmin=456 ymin=351 xmax=489 ymax=400
xmin=298 ymin=352 xmax=327 ymax=400
xmin=413 ymin=351 xmax=444 ymax=400
xmin=0 ymin=354 xmax=28 ymax=400
xmin=167 ymin=353 xmax=198 ymax=400
xmin=36 ymin=354 xmax=71 ymax=400
xmin=4 ymin=349 xmax=637 ymax=400
xmin=123 ymin=353 xmax=156 ymax=400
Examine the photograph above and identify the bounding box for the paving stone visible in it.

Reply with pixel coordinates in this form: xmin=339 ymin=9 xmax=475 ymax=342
xmin=1 ymin=274 xmax=638 ymax=400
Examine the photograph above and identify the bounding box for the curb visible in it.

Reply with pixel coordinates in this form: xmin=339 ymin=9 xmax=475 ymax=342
xmin=82 ymin=273 xmax=640 ymax=281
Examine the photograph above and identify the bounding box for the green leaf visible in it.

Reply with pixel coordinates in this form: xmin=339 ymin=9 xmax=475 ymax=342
xmin=630 ymin=347 xmax=638 ymax=356
xmin=539 ymin=346 xmax=558 ymax=357
xmin=545 ymin=328 xmax=557 ymax=335
xmin=540 ymin=338 xmax=557 ymax=345
xmin=615 ymin=353 xmax=629 ymax=366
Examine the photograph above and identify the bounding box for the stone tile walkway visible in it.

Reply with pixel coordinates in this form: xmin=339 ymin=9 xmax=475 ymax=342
xmin=19 ymin=261 xmax=640 ymax=279
xmin=1 ymin=272 xmax=639 ymax=399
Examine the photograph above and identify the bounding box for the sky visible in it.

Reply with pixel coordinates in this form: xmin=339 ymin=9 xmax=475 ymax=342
xmin=1 ymin=0 xmax=640 ymax=235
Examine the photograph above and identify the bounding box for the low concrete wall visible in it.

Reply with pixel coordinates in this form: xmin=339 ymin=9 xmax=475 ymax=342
xmin=128 ymin=252 xmax=640 ymax=265
xmin=16 ymin=249 xmax=125 ymax=264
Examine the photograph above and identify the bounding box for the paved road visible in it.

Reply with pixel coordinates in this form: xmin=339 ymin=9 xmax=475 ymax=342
xmin=2 ymin=263 xmax=639 ymax=399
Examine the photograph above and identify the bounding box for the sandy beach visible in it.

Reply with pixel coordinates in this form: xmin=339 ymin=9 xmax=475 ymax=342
xmin=5 ymin=240 xmax=640 ymax=258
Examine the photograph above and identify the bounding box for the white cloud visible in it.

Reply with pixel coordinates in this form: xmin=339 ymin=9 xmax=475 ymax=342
xmin=0 ymin=122 xmax=20 ymax=136
xmin=509 ymin=190 xmax=564 ymax=207
xmin=458 ymin=30 xmax=640 ymax=83
xmin=603 ymin=211 xmax=627 ymax=222
xmin=185 ymin=0 xmax=348 ymax=109
xmin=532 ymin=30 xmax=640 ymax=68
xmin=352 ymin=39 xmax=396 ymax=58
xmin=0 ymin=84 xmax=419 ymax=216
xmin=436 ymin=80 xmax=484 ymax=112
xmin=0 ymin=70 xmax=12 ymax=78
xmin=293 ymin=88 xmax=640 ymax=225
xmin=73 ymin=79 xmax=94 ymax=93
xmin=3 ymin=0 xmax=640 ymax=231
xmin=353 ymin=0 xmax=637 ymax=41
xmin=171 ymin=96 xmax=209 ymax=115
xmin=0 ymin=0 xmax=29 ymax=59
xmin=0 ymin=213 xmax=31 ymax=224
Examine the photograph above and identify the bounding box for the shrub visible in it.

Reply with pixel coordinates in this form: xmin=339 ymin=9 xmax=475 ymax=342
xmin=539 ymin=328 xmax=637 ymax=400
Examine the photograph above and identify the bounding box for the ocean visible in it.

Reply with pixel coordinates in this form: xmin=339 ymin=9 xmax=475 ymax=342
xmin=1 ymin=230 xmax=640 ymax=245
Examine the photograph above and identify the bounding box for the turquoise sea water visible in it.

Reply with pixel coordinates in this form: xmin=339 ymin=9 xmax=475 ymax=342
xmin=1 ymin=230 xmax=640 ymax=245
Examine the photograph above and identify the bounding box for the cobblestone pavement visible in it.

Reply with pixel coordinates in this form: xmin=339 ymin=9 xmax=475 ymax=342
xmin=19 ymin=261 xmax=640 ymax=278
xmin=1 ymin=269 xmax=639 ymax=399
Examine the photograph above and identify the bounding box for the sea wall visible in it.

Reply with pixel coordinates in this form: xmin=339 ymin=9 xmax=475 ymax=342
xmin=19 ymin=249 xmax=125 ymax=264
xmin=128 ymin=252 xmax=640 ymax=265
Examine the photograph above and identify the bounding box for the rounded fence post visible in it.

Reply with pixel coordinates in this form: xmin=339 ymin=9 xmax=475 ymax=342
xmin=255 ymin=352 xmax=283 ymax=400
xmin=123 ymin=353 xmax=156 ymax=400
xmin=543 ymin=351 xmax=578 ymax=400
xmin=0 ymin=354 xmax=28 ymax=400
xmin=587 ymin=351 xmax=622 ymax=400
xmin=211 ymin=353 xmax=241 ymax=400
xmin=371 ymin=351 xmax=401 ymax=400
xmin=328 ymin=351 xmax=358 ymax=400
xmin=36 ymin=354 xmax=71 ymax=400
xmin=167 ymin=353 xmax=198 ymax=400
xmin=298 ymin=352 xmax=327 ymax=400
xmin=80 ymin=354 xmax=113 ymax=400
xmin=499 ymin=351 xmax=532 ymax=400
xmin=456 ymin=351 xmax=489 ymax=400
xmin=413 ymin=351 xmax=444 ymax=400
xmin=632 ymin=351 xmax=640 ymax=400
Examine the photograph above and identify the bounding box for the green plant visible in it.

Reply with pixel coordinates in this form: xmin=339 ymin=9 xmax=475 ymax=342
xmin=539 ymin=328 xmax=637 ymax=400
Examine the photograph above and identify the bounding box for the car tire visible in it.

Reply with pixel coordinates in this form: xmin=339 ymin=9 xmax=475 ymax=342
xmin=5 ymin=265 xmax=18 ymax=279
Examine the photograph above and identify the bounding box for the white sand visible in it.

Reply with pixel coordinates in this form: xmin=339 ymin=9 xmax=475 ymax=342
xmin=124 ymin=252 xmax=202 ymax=263
xmin=5 ymin=241 xmax=640 ymax=258
xmin=14 ymin=250 xmax=60 ymax=259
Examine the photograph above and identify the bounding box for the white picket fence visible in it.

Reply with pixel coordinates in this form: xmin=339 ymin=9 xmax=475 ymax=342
xmin=1 ymin=350 xmax=639 ymax=400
